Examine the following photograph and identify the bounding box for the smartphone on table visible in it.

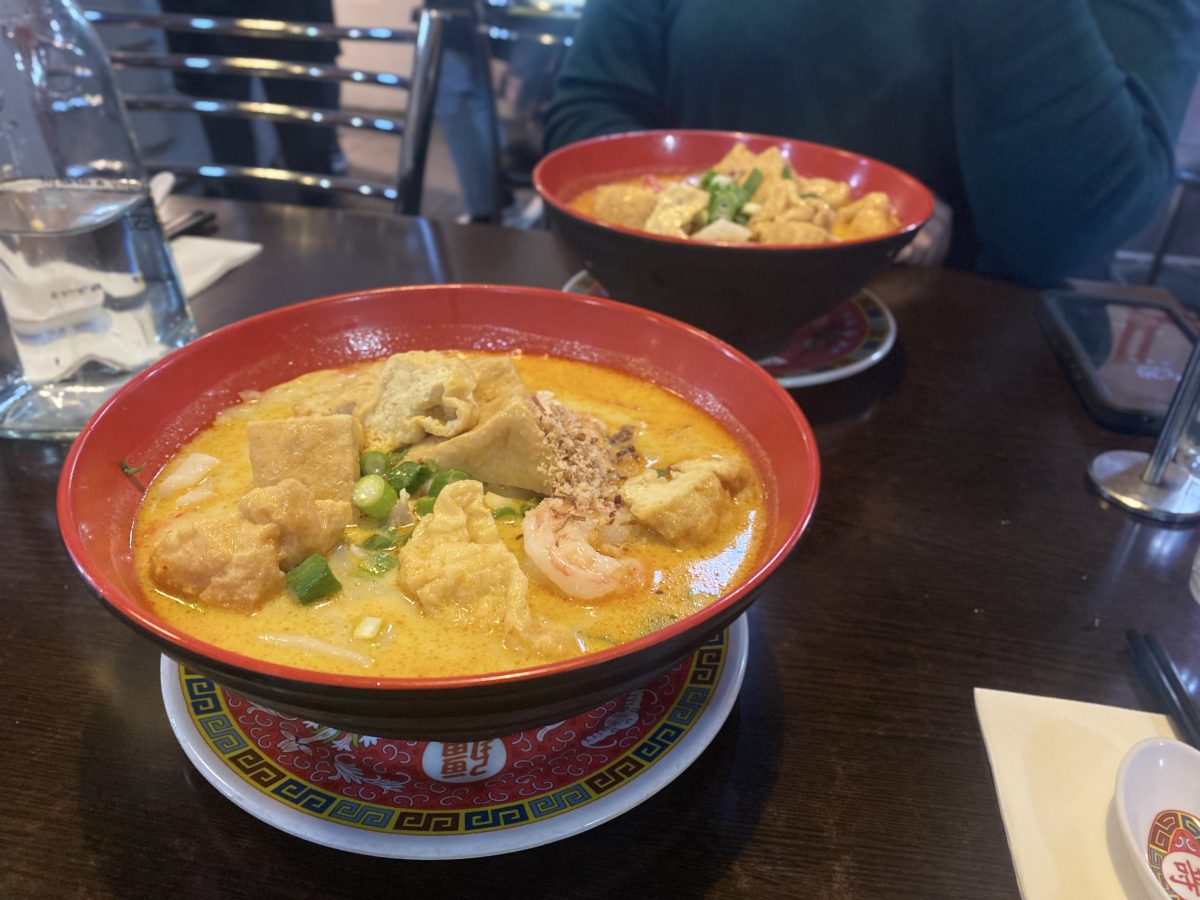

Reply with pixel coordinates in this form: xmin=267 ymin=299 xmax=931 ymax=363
xmin=1037 ymin=287 xmax=1198 ymax=434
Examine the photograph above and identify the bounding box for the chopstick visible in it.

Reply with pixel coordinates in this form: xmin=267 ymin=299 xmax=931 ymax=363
xmin=1127 ymin=629 xmax=1200 ymax=748
xmin=162 ymin=209 xmax=216 ymax=240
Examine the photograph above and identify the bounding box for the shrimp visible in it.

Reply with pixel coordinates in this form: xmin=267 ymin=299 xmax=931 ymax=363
xmin=522 ymin=499 xmax=644 ymax=601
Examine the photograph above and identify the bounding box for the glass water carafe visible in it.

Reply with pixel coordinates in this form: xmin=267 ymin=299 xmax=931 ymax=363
xmin=0 ymin=0 xmax=196 ymax=439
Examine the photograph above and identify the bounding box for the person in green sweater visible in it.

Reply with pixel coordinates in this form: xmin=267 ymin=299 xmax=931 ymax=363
xmin=544 ymin=1 xmax=1200 ymax=287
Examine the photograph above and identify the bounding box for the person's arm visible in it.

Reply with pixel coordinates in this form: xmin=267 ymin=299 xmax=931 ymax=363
xmin=543 ymin=0 xmax=670 ymax=150
xmin=941 ymin=0 xmax=1200 ymax=285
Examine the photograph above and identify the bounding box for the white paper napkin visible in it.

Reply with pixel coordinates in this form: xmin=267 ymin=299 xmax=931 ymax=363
xmin=169 ymin=234 xmax=261 ymax=299
xmin=975 ymin=687 xmax=1180 ymax=899
xmin=0 ymin=234 xmax=260 ymax=384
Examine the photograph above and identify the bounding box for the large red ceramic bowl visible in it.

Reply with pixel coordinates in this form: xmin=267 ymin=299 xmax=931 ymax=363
xmin=57 ymin=285 xmax=819 ymax=739
xmin=535 ymin=129 xmax=934 ymax=355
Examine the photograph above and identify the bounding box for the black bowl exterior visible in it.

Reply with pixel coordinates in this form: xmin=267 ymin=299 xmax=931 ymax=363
xmin=98 ymin=579 xmax=768 ymax=741
xmin=544 ymin=203 xmax=917 ymax=356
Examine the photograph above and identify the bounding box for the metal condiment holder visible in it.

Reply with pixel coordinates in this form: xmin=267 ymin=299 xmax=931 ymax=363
xmin=1088 ymin=336 xmax=1200 ymax=522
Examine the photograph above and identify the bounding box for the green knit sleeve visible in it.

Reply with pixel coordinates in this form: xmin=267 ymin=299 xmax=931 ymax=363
xmin=941 ymin=0 xmax=1200 ymax=285
xmin=543 ymin=0 xmax=671 ymax=151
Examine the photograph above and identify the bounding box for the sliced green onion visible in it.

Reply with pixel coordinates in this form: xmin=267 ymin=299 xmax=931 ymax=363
xmin=360 ymin=451 xmax=389 ymax=476
xmin=492 ymin=506 xmax=520 ymax=520
xmin=428 ymin=468 xmax=470 ymax=498
xmin=120 ymin=458 xmax=145 ymax=475
xmin=384 ymin=460 xmax=435 ymax=494
xmin=415 ymin=496 xmax=436 ymax=516
xmin=387 ymin=449 xmax=408 ymax=468
xmin=655 ymin=467 xmax=672 ymax=478
xmin=352 ymin=474 xmax=398 ymax=519
xmin=698 ymin=169 xmax=717 ymax=190
xmin=638 ymin=611 xmax=679 ymax=636
xmin=781 ymin=164 xmax=793 ymax=179
xmin=286 ymin=554 xmax=341 ymax=605
xmin=361 ymin=529 xmax=398 ymax=551
xmin=357 ymin=551 xmax=397 ymax=577
xmin=741 ymin=167 xmax=763 ymax=198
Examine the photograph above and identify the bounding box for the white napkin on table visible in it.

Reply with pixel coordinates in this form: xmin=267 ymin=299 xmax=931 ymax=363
xmin=975 ymin=687 xmax=1179 ymax=899
xmin=0 ymin=231 xmax=259 ymax=385
xmin=169 ymin=234 xmax=261 ymax=298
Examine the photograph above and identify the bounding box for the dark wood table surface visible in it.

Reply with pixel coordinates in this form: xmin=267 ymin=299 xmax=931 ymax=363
xmin=2 ymin=197 xmax=1192 ymax=899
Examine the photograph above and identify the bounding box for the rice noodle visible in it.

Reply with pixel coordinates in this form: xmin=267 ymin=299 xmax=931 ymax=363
xmin=258 ymin=633 xmax=374 ymax=668
xmin=158 ymin=452 xmax=220 ymax=495
xmin=175 ymin=486 xmax=215 ymax=507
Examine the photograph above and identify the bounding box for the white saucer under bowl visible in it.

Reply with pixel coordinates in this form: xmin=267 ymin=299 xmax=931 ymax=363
xmin=161 ymin=615 xmax=749 ymax=859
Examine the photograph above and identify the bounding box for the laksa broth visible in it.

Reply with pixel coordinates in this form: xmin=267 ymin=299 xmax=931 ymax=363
xmin=133 ymin=350 xmax=766 ymax=678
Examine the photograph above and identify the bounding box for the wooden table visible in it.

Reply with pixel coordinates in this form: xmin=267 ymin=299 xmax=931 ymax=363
xmin=2 ymin=197 xmax=1191 ymax=898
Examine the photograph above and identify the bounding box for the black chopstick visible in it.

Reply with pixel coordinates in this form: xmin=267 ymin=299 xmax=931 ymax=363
xmin=1127 ymin=629 xmax=1200 ymax=748
xmin=163 ymin=210 xmax=216 ymax=240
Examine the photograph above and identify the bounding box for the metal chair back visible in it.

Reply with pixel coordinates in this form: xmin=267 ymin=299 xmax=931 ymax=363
xmin=85 ymin=7 xmax=446 ymax=214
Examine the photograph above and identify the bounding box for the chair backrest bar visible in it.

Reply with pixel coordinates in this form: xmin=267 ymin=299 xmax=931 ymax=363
xmin=109 ymin=51 xmax=410 ymax=90
xmin=123 ymin=95 xmax=405 ymax=133
xmin=148 ymin=161 xmax=399 ymax=201
xmin=85 ymin=9 xmax=412 ymax=43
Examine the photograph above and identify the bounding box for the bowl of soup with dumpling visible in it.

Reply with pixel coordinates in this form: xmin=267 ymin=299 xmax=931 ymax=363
xmin=535 ymin=129 xmax=934 ymax=357
xmin=58 ymin=284 xmax=819 ymax=739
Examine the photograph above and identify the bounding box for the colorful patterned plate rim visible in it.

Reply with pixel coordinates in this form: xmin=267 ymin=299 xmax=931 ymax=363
xmin=561 ymin=270 xmax=896 ymax=389
xmin=161 ymin=615 xmax=749 ymax=859
xmin=1148 ymin=808 xmax=1200 ymax=899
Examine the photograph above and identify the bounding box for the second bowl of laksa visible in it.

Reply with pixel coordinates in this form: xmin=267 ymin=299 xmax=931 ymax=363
xmin=58 ymin=285 xmax=819 ymax=738
xmin=535 ymin=129 xmax=934 ymax=355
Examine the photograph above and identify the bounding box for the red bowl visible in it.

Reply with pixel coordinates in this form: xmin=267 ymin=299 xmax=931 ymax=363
xmin=535 ymin=129 xmax=934 ymax=355
xmin=57 ymin=285 xmax=819 ymax=739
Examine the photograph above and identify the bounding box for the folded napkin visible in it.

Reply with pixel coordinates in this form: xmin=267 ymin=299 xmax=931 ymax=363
xmin=975 ymin=688 xmax=1179 ymax=899
xmin=0 ymin=233 xmax=259 ymax=384
xmin=169 ymin=234 xmax=261 ymax=299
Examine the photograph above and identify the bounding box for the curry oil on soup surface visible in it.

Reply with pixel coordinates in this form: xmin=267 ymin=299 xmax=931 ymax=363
xmin=132 ymin=350 xmax=765 ymax=677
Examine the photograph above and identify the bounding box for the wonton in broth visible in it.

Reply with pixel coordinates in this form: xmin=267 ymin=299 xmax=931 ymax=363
xmin=133 ymin=351 xmax=765 ymax=677
xmin=570 ymin=142 xmax=901 ymax=245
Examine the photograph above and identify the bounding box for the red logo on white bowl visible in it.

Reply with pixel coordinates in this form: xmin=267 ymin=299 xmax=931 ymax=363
xmin=421 ymin=740 xmax=507 ymax=783
xmin=1149 ymin=810 xmax=1200 ymax=899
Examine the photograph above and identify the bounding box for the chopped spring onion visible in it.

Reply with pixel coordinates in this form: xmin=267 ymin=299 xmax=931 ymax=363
xmin=361 ymin=529 xmax=398 ymax=551
xmin=698 ymin=168 xmax=717 ymax=190
xmin=120 ymin=458 xmax=145 ymax=476
xmin=352 ymin=474 xmax=398 ymax=519
xmin=415 ymin=496 xmax=436 ymax=516
xmin=360 ymin=450 xmax=389 ymax=476
xmin=387 ymin=449 xmax=408 ymax=468
xmin=428 ymin=468 xmax=470 ymax=498
xmin=706 ymin=167 xmax=762 ymax=224
xmin=259 ymin=633 xmax=372 ymax=667
xmin=492 ymin=506 xmax=520 ymax=520
xmin=781 ymin=163 xmax=793 ymax=179
xmin=741 ymin=167 xmax=763 ymax=198
xmin=384 ymin=460 xmax=435 ymax=494
xmin=286 ymin=554 xmax=341 ymax=604
xmin=353 ymin=617 xmax=383 ymax=640
xmin=357 ymin=551 xmax=397 ymax=577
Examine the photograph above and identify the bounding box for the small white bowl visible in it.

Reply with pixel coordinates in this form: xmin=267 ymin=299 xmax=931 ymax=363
xmin=1115 ymin=738 xmax=1200 ymax=899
